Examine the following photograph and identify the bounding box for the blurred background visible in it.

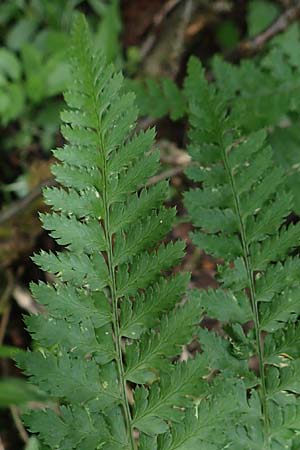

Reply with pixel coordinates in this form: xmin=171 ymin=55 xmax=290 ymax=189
xmin=1 ymin=1 xmax=300 ymax=449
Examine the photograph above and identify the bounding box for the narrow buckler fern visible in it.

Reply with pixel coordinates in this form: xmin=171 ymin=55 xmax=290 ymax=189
xmin=184 ymin=56 xmax=300 ymax=450
xmin=18 ymin=15 xmax=300 ymax=450
xmin=14 ymin=16 xmax=227 ymax=450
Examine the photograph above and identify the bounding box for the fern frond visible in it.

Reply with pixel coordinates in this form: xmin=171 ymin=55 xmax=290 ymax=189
xmin=266 ymin=362 xmax=300 ymax=397
xmin=198 ymin=328 xmax=252 ymax=382
xmin=51 ymin=163 xmax=103 ymax=190
xmin=40 ymin=212 xmax=107 ymax=252
xmin=116 ymin=241 xmax=185 ymax=297
xmin=256 ymin=257 xmax=300 ymax=302
xmin=130 ymin=26 xmax=300 ymax=216
xmin=110 ymin=182 xmax=168 ymax=232
xmin=184 ymin=55 xmax=300 ymax=447
xmin=17 ymin=15 xmax=210 ymax=450
xmin=259 ymin=287 xmax=300 ymax=332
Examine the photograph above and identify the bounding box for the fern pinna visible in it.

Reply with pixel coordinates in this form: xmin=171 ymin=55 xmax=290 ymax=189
xmin=184 ymin=57 xmax=300 ymax=449
xmin=15 ymin=16 xmax=219 ymax=450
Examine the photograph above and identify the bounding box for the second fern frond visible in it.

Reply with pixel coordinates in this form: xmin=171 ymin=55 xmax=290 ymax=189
xmin=184 ymin=56 xmax=300 ymax=449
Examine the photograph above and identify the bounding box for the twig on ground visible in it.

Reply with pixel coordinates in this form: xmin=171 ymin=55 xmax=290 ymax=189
xmin=0 ymin=178 xmax=55 ymax=225
xmin=185 ymin=12 xmax=214 ymax=38
xmin=147 ymin=165 xmax=188 ymax=187
xmin=0 ymin=435 xmax=5 ymax=450
xmin=158 ymin=140 xmax=191 ymax=166
xmin=0 ymin=272 xmax=30 ymax=444
xmin=0 ymin=303 xmax=11 ymax=346
xmin=10 ymin=406 xmax=29 ymax=444
xmin=13 ymin=285 xmax=40 ymax=315
xmin=139 ymin=0 xmax=184 ymax=60
xmin=0 ymin=271 xmax=14 ymax=344
xmin=137 ymin=116 xmax=158 ymax=132
xmin=229 ymin=2 xmax=300 ymax=60
xmin=169 ymin=0 xmax=194 ymax=77
xmin=0 ymin=152 xmax=189 ymax=225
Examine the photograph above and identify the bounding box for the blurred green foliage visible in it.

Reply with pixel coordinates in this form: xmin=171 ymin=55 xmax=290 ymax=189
xmin=0 ymin=346 xmax=47 ymax=409
xmin=216 ymin=20 xmax=240 ymax=50
xmin=247 ymin=0 xmax=279 ymax=37
xmin=0 ymin=378 xmax=46 ymax=408
xmin=0 ymin=344 xmax=23 ymax=358
xmin=0 ymin=0 xmax=121 ymax=154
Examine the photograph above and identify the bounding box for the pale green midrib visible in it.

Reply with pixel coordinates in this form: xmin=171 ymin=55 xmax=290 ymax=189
xmin=220 ymin=134 xmax=270 ymax=446
xmin=88 ymin=68 xmax=136 ymax=449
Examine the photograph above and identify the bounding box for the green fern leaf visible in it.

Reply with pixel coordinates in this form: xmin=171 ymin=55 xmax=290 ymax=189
xmin=18 ymin=15 xmax=209 ymax=450
xmin=184 ymin=55 xmax=300 ymax=447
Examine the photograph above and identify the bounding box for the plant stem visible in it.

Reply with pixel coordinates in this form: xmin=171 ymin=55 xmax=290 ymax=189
xmin=92 ymin=92 xmax=135 ymax=449
xmin=221 ymin=139 xmax=270 ymax=447
xmin=105 ymin=212 xmax=136 ymax=450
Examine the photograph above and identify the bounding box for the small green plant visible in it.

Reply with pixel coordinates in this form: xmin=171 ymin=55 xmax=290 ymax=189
xmin=0 ymin=0 xmax=121 ymax=153
xmin=16 ymin=16 xmax=238 ymax=450
xmin=184 ymin=57 xmax=300 ymax=449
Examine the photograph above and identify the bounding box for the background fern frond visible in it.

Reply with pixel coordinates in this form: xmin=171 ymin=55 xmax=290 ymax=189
xmin=184 ymin=55 xmax=300 ymax=447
